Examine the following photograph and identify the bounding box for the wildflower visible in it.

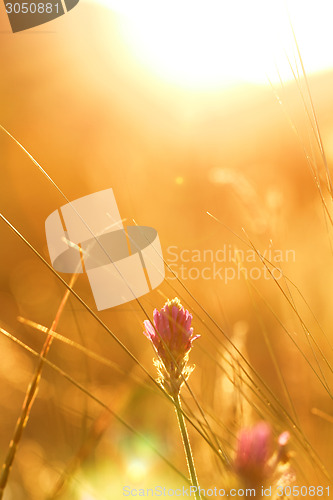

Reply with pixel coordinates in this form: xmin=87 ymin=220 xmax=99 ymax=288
xmin=143 ymin=298 xmax=199 ymax=396
xmin=144 ymin=298 xmax=201 ymax=498
xmin=234 ymin=421 xmax=272 ymax=489
xmin=234 ymin=422 xmax=294 ymax=491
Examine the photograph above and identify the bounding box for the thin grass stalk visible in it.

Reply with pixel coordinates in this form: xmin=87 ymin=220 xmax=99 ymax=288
xmin=173 ymin=395 xmax=201 ymax=500
xmin=0 ymin=275 xmax=76 ymax=499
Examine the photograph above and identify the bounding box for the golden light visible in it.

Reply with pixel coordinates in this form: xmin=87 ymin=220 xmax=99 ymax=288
xmin=93 ymin=0 xmax=333 ymax=88
xmin=126 ymin=457 xmax=150 ymax=482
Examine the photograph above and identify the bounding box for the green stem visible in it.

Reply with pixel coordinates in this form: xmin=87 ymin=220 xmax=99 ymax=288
xmin=173 ymin=394 xmax=201 ymax=500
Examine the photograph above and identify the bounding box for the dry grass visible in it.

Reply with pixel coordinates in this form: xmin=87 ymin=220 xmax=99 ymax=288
xmin=0 ymin=4 xmax=333 ymax=499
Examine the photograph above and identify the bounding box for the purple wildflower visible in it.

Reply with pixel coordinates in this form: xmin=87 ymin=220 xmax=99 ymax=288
xmin=234 ymin=422 xmax=294 ymax=491
xmin=143 ymin=298 xmax=199 ymax=396
xmin=234 ymin=422 xmax=272 ymax=488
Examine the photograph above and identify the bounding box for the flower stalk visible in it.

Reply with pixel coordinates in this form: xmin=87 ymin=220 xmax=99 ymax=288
xmin=174 ymin=394 xmax=201 ymax=500
xmin=143 ymin=298 xmax=201 ymax=498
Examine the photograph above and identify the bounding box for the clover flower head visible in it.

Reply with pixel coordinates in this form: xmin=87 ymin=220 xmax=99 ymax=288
xmin=143 ymin=298 xmax=199 ymax=396
xmin=234 ymin=421 xmax=272 ymax=488
xmin=234 ymin=422 xmax=294 ymax=491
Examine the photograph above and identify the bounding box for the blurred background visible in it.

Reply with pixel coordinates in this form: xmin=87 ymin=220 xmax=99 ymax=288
xmin=0 ymin=0 xmax=333 ymax=498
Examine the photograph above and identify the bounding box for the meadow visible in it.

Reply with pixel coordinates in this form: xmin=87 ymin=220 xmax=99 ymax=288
xmin=0 ymin=2 xmax=333 ymax=498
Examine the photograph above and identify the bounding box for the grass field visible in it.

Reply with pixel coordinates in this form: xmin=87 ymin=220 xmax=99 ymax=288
xmin=0 ymin=2 xmax=333 ymax=498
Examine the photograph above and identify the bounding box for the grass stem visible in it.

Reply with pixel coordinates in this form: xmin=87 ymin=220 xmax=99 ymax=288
xmin=0 ymin=275 xmax=76 ymax=499
xmin=174 ymin=394 xmax=201 ymax=500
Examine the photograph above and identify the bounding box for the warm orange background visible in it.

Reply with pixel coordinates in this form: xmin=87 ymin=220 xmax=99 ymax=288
xmin=0 ymin=3 xmax=332 ymax=498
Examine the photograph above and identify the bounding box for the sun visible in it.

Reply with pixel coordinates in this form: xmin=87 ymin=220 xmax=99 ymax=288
xmin=93 ymin=0 xmax=333 ymax=89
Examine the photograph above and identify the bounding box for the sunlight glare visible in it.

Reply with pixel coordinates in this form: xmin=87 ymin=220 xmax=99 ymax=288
xmin=93 ymin=0 xmax=333 ymax=88
xmin=126 ymin=458 xmax=149 ymax=481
